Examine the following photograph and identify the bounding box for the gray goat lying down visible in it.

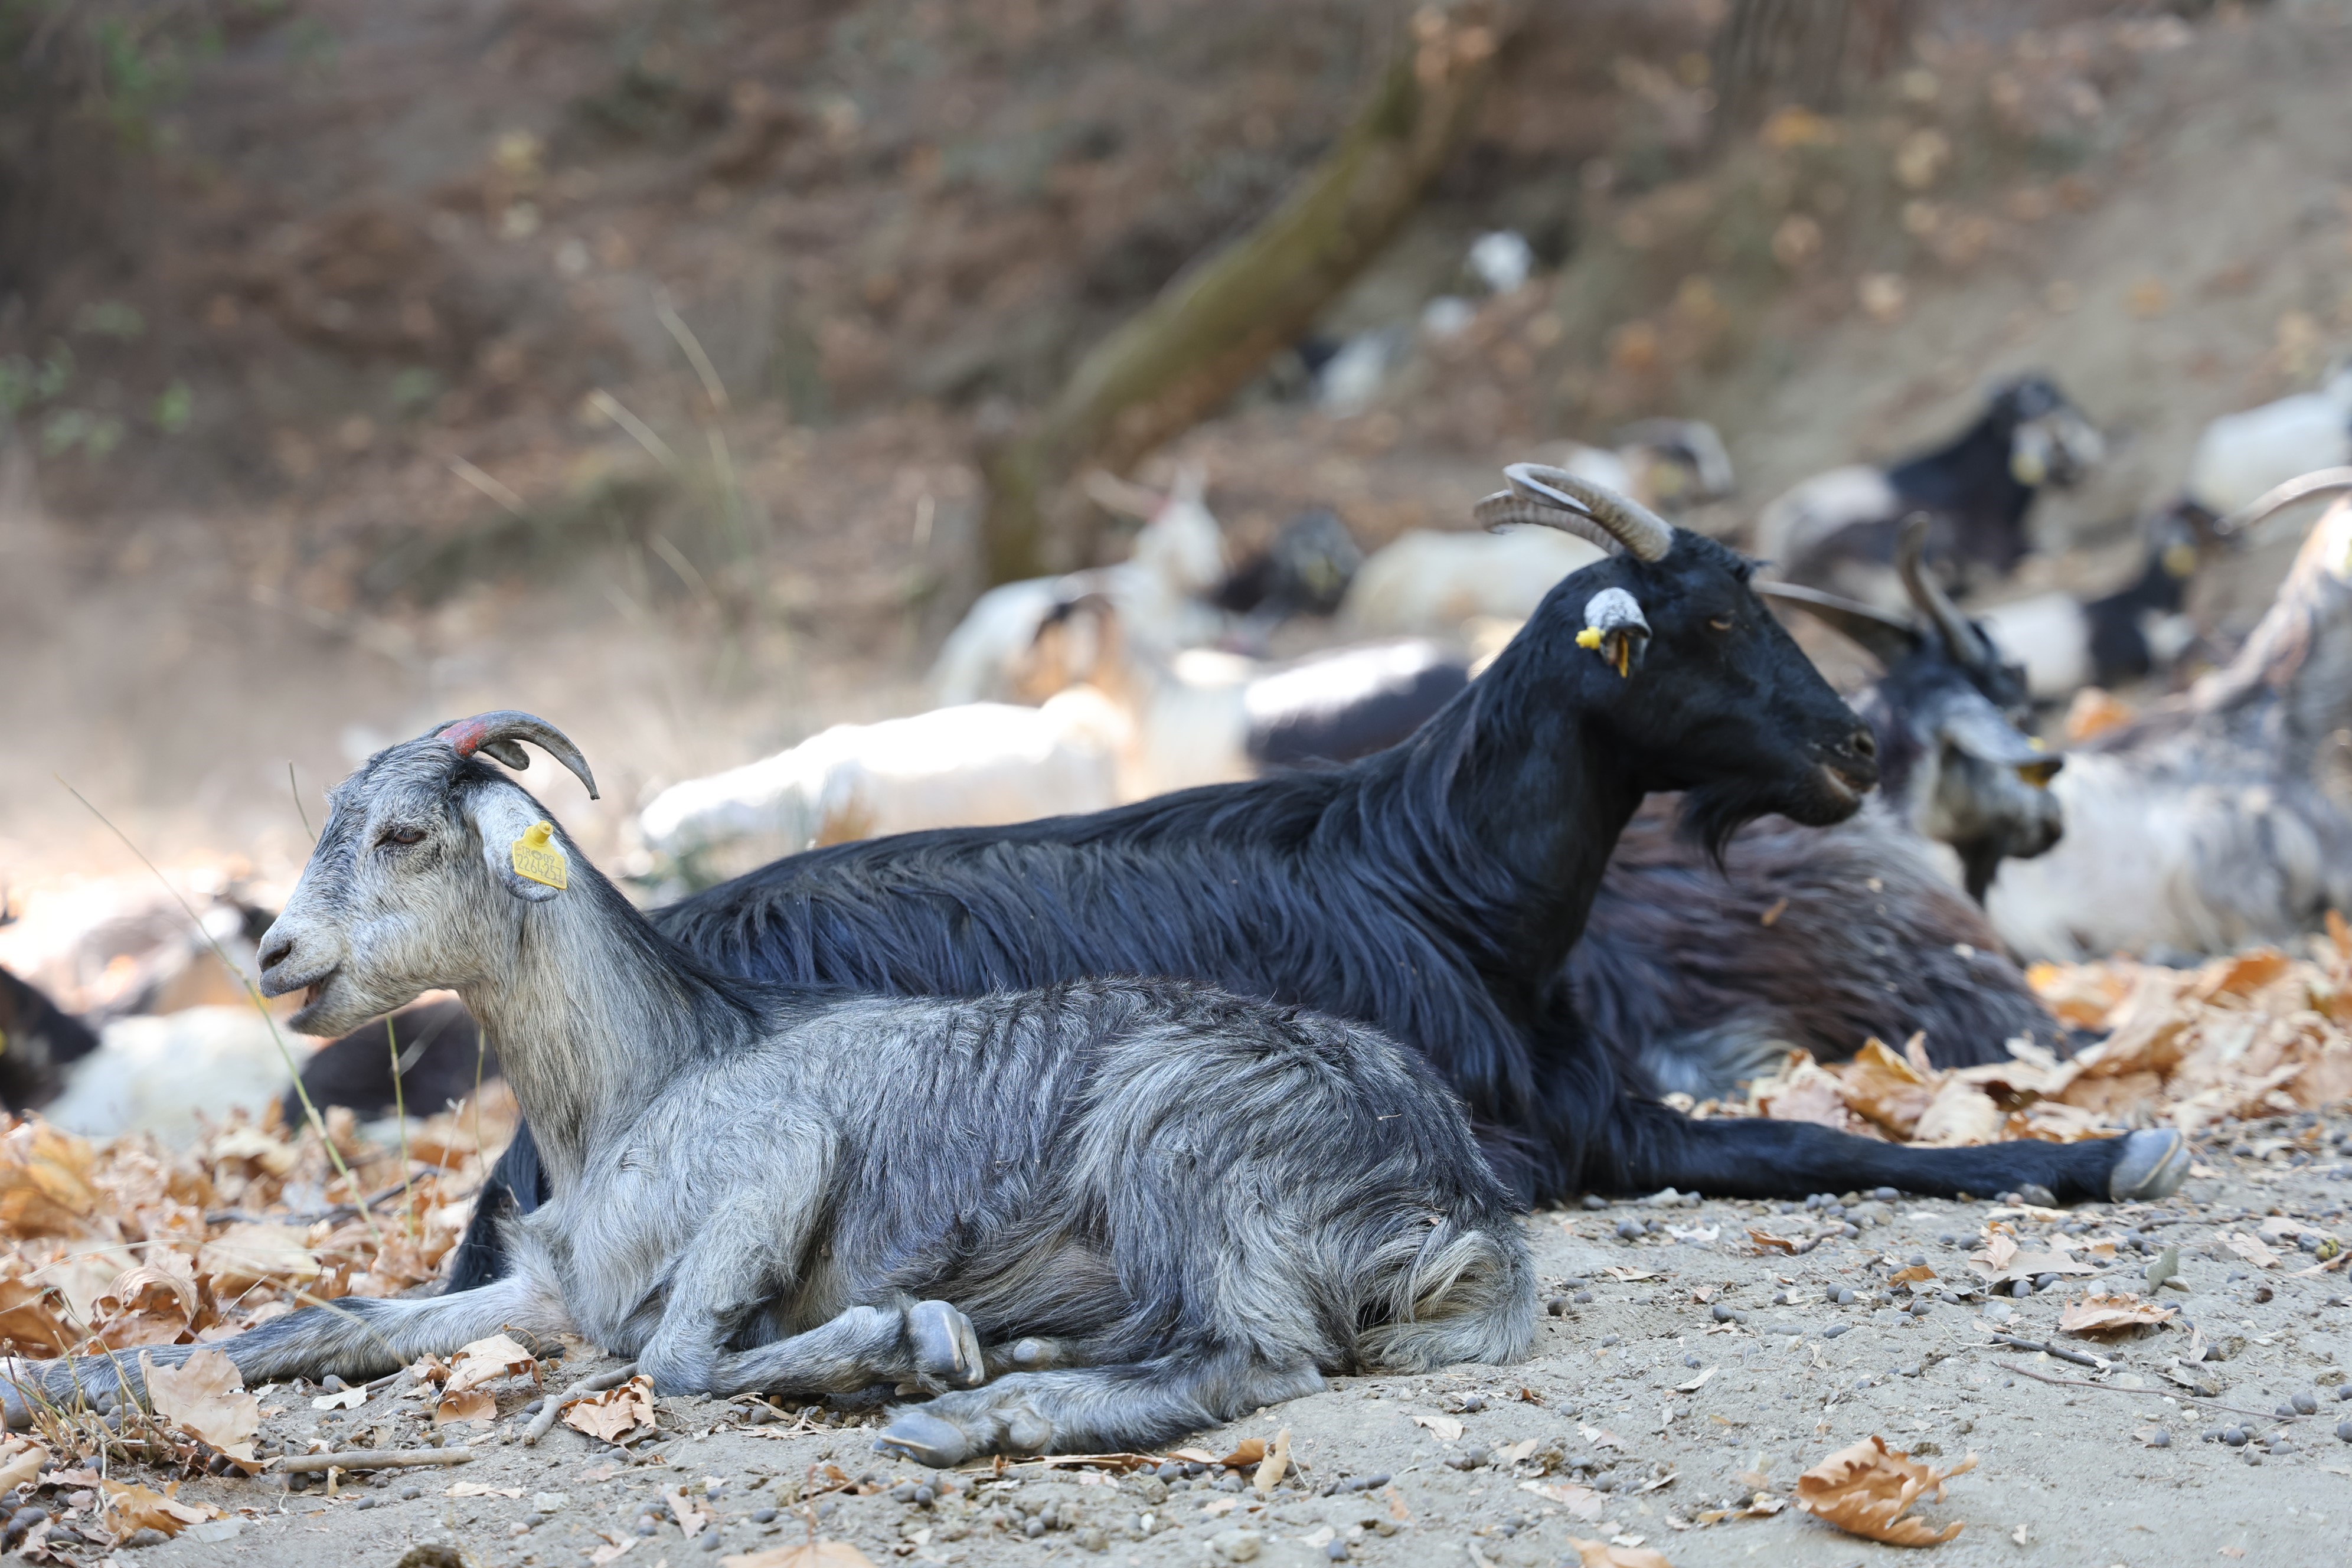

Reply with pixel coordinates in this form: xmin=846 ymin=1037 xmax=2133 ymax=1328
xmin=1 ymin=716 xmax=1533 ymax=1463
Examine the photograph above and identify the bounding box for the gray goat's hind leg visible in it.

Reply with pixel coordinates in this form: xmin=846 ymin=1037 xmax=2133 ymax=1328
xmin=0 ymin=1274 xmax=561 ymax=1430
xmin=876 ymin=1353 xmax=1325 ymax=1468
xmin=698 ymin=1300 xmax=981 ymax=1400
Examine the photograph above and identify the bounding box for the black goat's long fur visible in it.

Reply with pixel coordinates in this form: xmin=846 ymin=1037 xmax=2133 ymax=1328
xmin=1577 ymin=800 xmax=2051 ymax=1099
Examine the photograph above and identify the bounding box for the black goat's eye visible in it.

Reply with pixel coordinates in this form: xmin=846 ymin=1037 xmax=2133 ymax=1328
xmin=380 ymin=826 xmax=426 ymax=847
xmin=1708 ymin=616 xmax=1735 ymax=632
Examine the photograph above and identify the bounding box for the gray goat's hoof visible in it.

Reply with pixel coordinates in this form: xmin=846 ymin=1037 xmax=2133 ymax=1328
xmin=1009 ymin=1336 xmax=1059 ymax=1370
xmin=908 ymin=1300 xmax=985 ymax=1389
xmin=2109 ymin=1129 xmax=2192 ymax=1201
xmin=875 ymin=1410 xmax=972 ymax=1469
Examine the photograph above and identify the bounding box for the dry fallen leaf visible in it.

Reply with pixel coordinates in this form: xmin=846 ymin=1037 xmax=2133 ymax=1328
xmin=720 ymin=1543 xmax=877 ymax=1568
xmin=100 ymin=1478 xmax=220 ymax=1538
xmin=312 ymin=1385 xmax=369 ymax=1411
xmin=1253 ymin=1427 xmax=1291 ymax=1496
xmin=668 ymin=1484 xmax=713 ymax=1538
xmin=1579 ymin=1423 xmax=1625 ymax=1450
xmin=0 ymin=1437 xmax=47 ymax=1494
xmin=1672 ymin=1367 xmax=1716 ymax=1394
xmin=564 ymin=1374 xmax=659 ymax=1443
xmin=590 ymin=1538 xmax=638 ymax=1566
xmin=2059 ymin=1291 xmax=2177 ymax=1337
xmin=1410 ymin=1415 xmax=1464 ymax=1442
xmin=2221 ymin=1232 xmax=2284 ymax=1270
xmin=0 ymin=1122 xmax=100 ymax=1237
xmin=1890 ymin=1265 xmax=1936 ymax=1286
xmin=446 ymin=1482 xmax=525 ymax=1498
xmin=1566 ymin=1537 xmax=1677 ymax=1567
xmin=142 ymin=1347 xmax=260 ymax=1462
xmin=444 ymin=1332 xmax=541 ymax=1396
xmin=194 ymin=1221 xmax=320 ymax=1294
xmin=1217 ymin=1438 xmax=1268 ymax=1467
xmin=435 ymin=1387 xmax=498 ymax=1426
xmin=1795 ymin=1436 xmax=1977 ymax=1546
xmin=1521 ymin=1479 xmax=1606 ymax=1520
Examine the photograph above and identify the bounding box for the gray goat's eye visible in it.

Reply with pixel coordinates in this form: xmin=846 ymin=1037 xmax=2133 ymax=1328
xmin=1707 ymin=616 xmax=1734 ymax=632
xmin=380 ymin=825 xmax=427 ymax=847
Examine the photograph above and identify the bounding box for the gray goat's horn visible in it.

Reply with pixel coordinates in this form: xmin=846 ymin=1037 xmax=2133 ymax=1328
xmin=2217 ymin=466 xmax=2352 ymax=540
xmin=1753 ymin=581 xmax=1920 ymax=671
xmin=1488 ymin=463 xmax=1675 ymax=563
xmin=1896 ymin=514 xmax=1993 ymax=673
xmin=432 ymin=710 xmax=600 ymax=800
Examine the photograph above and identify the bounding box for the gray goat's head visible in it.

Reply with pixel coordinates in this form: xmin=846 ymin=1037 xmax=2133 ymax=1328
xmin=257 ymin=712 xmax=599 ymax=1037
xmin=1761 ymin=520 xmax=2062 ymax=901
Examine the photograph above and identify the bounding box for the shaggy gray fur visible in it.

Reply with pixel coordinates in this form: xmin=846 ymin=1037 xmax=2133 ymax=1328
xmin=0 ymin=721 xmax=1531 ymax=1462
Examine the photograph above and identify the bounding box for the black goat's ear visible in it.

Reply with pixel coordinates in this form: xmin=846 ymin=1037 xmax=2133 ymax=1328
xmin=1753 ymin=582 xmax=1919 ymax=670
xmin=469 ymin=787 xmax=567 ymax=904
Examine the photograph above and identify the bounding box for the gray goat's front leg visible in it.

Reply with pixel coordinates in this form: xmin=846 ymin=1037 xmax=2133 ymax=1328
xmin=0 ymin=1272 xmax=564 ymax=1430
xmin=633 ymin=1197 xmax=980 ymax=1399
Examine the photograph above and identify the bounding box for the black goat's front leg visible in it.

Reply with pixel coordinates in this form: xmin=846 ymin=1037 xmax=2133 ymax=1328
xmin=446 ymin=1121 xmax=546 ymax=1292
xmin=1594 ymin=1095 xmax=2189 ymax=1204
xmin=0 ymin=1272 xmax=567 ymax=1430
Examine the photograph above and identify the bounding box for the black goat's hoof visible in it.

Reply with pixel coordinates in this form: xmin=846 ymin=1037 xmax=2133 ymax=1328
xmin=875 ymin=1410 xmax=971 ymax=1468
xmin=908 ymin=1300 xmax=985 ymax=1388
xmin=2109 ymin=1129 xmax=2192 ymax=1201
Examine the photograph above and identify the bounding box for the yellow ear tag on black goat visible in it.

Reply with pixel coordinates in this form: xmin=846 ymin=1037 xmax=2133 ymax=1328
xmin=511 ymin=821 xmax=567 ymax=890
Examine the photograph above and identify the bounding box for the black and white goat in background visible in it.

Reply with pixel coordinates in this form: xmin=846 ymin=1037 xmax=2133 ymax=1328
xmin=1582 ymin=520 xmax=2066 ymax=1099
xmin=441 ymin=468 xmax=2186 ymax=1294
xmin=1757 ymin=373 xmax=2105 ymax=607
xmin=1 ymin=714 xmax=1533 ymax=1465
xmin=1989 ymin=473 xmax=2352 ymax=961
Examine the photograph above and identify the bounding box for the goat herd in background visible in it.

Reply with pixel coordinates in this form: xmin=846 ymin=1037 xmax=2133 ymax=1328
xmin=4 ymin=360 xmax=2352 ymax=1461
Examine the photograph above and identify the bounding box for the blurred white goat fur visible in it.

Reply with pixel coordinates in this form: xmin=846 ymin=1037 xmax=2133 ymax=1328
xmin=929 ymin=466 xmax=1228 ymax=705
xmin=638 ymin=692 xmax=1129 ymax=866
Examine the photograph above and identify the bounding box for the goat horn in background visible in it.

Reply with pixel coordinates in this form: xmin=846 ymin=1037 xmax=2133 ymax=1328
xmin=433 ymin=711 xmax=601 ymax=800
xmin=1497 ymin=463 xmax=1675 ymax=563
xmin=1896 ymin=514 xmax=1994 ymax=673
xmin=2216 ymin=466 xmax=2352 ymax=541
xmin=1753 ymin=581 xmax=1922 ymax=671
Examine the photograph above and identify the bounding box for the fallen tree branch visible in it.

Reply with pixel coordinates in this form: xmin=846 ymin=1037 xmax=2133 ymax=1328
xmin=1984 ymin=1333 xmax=2111 ymax=1370
xmin=275 ymin=1446 xmax=473 ymax=1473
xmin=523 ymin=1362 xmax=639 ymax=1446
xmin=978 ymin=0 xmax=1521 ymax=582
xmin=1992 ymin=1360 xmax=2305 ymax=1425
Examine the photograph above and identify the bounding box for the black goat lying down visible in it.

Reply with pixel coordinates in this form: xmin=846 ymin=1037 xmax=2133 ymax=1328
xmin=0 ymin=716 xmax=1532 ymax=1464
xmin=444 ymin=467 xmax=2186 ymax=1291
xmin=1759 ymin=373 xmax=2103 ymax=605
xmin=1578 ymin=799 xmax=2052 ymax=1100
xmin=280 ymin=992 xmax=492 ymax=1127
xmin=0 ymin=966 xmax=100 ymax=1112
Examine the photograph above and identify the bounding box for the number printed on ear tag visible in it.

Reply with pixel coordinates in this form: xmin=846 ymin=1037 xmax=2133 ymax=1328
xmin=511 ymin=820 xmax=568 ymax=890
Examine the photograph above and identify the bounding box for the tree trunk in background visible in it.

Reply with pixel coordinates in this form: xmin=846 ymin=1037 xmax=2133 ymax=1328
xmin=1711 ymin=0 xmax=1917 ymax=142
xmin=977 ymin=1 xmax=1519 ymax=586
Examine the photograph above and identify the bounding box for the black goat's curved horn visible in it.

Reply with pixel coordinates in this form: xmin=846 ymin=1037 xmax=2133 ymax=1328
xmin=2215 ymin=466 xmax=2352 ymax=541
xmin=1753 ymin=581 xmax=1920 ymax=670
xmin=1498 ymin=463 xmax=1675 ymax=563
xmin=1474 ymin=491 xmax=1629 ymax=558
xmin=432 ymin=711 xmax=600 ymax=800
xmin=1896 ymin=514 xmax=1994 ymax=674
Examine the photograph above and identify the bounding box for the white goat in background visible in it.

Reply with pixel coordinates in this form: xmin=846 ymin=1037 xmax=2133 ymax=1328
xmin=929 ymin=466 xmax=1229 ymax=705
xmin=637 ymin=691 xmax=1130 ymax=870
xmin=1988 ymin=474 xmax=2352 ymax=961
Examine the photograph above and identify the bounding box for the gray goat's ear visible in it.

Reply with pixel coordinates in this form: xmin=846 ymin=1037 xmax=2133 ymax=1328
xmin=470 ymin=787 xmax=569 ymax=903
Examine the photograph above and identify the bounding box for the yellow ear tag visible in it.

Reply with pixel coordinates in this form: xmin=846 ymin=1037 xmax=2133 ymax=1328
xmin=2162 ymin=541 xmax=2198 ymax=579
xmin=511 ymin=820 xmax=568 ymax=890
xmin=1576 ymin=628 xmax=1604 ymax=650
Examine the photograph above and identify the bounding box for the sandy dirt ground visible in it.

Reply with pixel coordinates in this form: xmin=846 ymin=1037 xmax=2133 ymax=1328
xmin=68 ymin=1118 xmax=2349 ymax=1568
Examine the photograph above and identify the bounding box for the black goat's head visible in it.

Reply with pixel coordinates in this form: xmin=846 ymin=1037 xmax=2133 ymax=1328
xmin=1479 ymin=466 xmax=1879 ymax=857
xmin=1990 ymin=372 xmax=2104 ymax=491
xmin=1760 ymin=519 xmax=2062 ymax=901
